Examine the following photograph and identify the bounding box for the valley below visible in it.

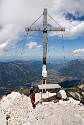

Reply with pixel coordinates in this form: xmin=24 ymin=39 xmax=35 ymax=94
xmin=0 ymin=59 xmax=84 ymax=103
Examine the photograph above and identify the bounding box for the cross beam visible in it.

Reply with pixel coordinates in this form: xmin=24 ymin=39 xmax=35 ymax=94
xmin=25 ymin=27 xmax=65 ymax=31
xmin=25 ymin=8 xmax=65 ymax=92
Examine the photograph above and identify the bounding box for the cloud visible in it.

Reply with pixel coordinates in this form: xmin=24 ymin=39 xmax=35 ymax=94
xmin=0 ymin=0 xmax=84 ymax=55
xmin=72 ymin=48 xmax=84 ymax=55
xmin=0 ymin=50 xmax=3 ymax=56
xmin=47 ymin=0 xmax=84 ymax=38
xmin=51 ymin=46 xmax=55 ymax=49
xmin=27 ymin=42 xmax=42 ymax=49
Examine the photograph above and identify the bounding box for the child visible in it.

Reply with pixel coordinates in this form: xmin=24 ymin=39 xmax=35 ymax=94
xmin=30 ymin=83 xmax=36 ymax=108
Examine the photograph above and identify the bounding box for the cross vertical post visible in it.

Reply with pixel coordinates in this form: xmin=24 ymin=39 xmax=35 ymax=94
xmin=42 ymin=9 xmax=47 ymax=92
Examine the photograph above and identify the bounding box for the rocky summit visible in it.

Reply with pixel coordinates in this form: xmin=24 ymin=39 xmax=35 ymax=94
xmin=0 ymin=91 xmax=84 ymax=125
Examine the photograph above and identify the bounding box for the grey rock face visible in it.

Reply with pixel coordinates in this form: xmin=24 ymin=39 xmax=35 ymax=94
xmin=0 ymin=92 xmax=84 ymax=125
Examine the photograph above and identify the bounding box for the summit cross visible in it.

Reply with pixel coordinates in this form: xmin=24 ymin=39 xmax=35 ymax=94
xmin=25 ymin=8 xmax=65 ymax=90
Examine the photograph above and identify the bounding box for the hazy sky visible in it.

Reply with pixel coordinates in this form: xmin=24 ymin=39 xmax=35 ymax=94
xmin=0 ymin=0 xmax=84 ymax=61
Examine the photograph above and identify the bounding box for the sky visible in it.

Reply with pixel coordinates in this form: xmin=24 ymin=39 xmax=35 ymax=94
xmin=0 ymin=0 xmax=84 ymax=62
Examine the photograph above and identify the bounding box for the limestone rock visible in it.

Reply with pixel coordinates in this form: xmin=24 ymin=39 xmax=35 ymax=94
xmin=68 ymin=97 xmax=80 ymax=105
xmin=57 ymin=90 xmax=67 ymax=99
xmin=0 ymin=92 xmax=84 ymax=125
xmin=0 ymin=111 xmax=6 ymax=125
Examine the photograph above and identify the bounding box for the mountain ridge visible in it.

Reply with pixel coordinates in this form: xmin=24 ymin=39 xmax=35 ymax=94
xmin=0 ymin=59 xmax=84 ymax=103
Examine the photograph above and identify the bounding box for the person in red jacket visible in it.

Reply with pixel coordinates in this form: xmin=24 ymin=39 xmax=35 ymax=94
xmin=30 ymin=83 xmax=36 ymax=108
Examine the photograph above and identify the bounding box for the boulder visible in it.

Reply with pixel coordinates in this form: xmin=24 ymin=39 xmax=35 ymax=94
xmin=57 ymin=90 xmax=67 ymax=99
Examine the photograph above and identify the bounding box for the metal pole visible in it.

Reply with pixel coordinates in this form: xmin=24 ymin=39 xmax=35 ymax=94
xmin=42 ymin=8 xmax=47 ymax=92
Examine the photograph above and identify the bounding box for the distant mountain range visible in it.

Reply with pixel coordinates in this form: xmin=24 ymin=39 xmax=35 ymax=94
xmin=0 ymin=59 xmax=84 ymax=102
xmin=59 ymin=59 xmax=84 ymax=80
xmin=0 ymin=60 xmax=42 ymax=86
xmin=0 ymin=59 xmax=84 ymax=86
xmin=0 ymin=60 xmax=63 ymax=87
xmin=58 ymin=59 xmax=84 ymax=103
